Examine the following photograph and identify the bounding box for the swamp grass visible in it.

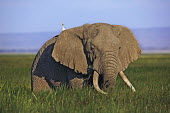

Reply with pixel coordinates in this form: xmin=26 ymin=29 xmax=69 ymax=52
xmin=0 ymin=54 xmax=169 ymax=113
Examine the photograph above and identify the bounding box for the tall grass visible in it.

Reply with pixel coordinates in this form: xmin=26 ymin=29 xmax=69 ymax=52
xmin=0 ymin=54 xmax=169 ymax=113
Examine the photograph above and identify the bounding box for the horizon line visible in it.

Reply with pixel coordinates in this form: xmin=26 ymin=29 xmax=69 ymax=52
xmin=0 ymin=26 xmax=170 ymax=34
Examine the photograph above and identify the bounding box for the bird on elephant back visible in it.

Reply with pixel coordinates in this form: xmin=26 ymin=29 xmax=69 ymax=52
xmin=31 ymin=23 xmax=141 ymax=94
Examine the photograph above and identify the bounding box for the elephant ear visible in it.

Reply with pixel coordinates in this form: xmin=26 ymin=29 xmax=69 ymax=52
xmin=112 ymin=25 xmax=142 ymax=72
xmin=52 ymin=27 xmax=88 ymax=74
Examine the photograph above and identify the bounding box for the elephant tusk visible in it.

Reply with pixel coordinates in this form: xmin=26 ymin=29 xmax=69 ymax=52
xmin=93 ymin=71 xmax=107 ymax=94
xmin=119 ymin=71 xmax=136 ymax=92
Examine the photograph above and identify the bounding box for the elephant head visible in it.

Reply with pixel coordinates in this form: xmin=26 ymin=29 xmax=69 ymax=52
xmin=52 ymin=23 xmax=141 ymax=94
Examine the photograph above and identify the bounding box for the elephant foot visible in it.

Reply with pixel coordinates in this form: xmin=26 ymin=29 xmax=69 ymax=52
xmin=31 ymin=75 xmax=52 ymax=93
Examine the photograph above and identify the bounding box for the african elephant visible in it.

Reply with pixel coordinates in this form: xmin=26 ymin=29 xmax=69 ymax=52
xmin=31 ymin=23 xmax=141 ymax=94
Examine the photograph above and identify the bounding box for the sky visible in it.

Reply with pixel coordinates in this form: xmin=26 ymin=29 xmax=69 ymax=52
xmin=0 ymin=0 xmax=170 ymax=33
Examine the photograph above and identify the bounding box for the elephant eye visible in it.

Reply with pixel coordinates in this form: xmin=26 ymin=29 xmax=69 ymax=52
xmin=90 ymin=44 xmax=95 ymax=52
xmin=91 ymin=45 xmax=95 ymax=50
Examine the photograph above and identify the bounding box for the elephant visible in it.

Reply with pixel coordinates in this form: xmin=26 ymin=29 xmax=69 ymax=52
xmin=31 ymin=23 xmax=141 ymax=94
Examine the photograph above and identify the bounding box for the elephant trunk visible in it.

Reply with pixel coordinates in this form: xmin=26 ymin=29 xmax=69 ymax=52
xmin=93 ymin=52 xmax=118 ymax=94
xmin=102 ymin=53 xmax=118 ymax=89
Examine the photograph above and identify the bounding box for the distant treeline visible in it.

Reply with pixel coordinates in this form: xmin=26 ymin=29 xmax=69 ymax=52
xmin=1 ymin=47 xmax=170 ymax=53
xmin=0 ymin=49 xmax=38 ymax=53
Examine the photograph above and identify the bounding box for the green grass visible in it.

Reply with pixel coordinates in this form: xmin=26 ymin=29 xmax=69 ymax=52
xmin=0 ymin=54 xmax=170 ymax=113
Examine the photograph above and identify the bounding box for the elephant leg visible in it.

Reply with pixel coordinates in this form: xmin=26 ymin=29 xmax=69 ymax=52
xmin=31 ymin=75 xmax=52 ymax=93
xmin=69 ymin=78 xmax=84 ymax=88
xmin=67 ymin=69 xmax=84 ymax=88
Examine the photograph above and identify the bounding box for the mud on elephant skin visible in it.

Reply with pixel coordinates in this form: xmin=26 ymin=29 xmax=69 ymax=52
xmin=31 ymin=23 xmax=141 ymax=94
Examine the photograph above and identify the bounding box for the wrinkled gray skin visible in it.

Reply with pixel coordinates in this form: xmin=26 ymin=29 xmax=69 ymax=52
xmin=31 ymin=23 xmax=141 ymax=93
xmin=31 ymin=36 xmax=86 ymax=92
xmin=86 ymin=24 xmax=120 ymax=89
